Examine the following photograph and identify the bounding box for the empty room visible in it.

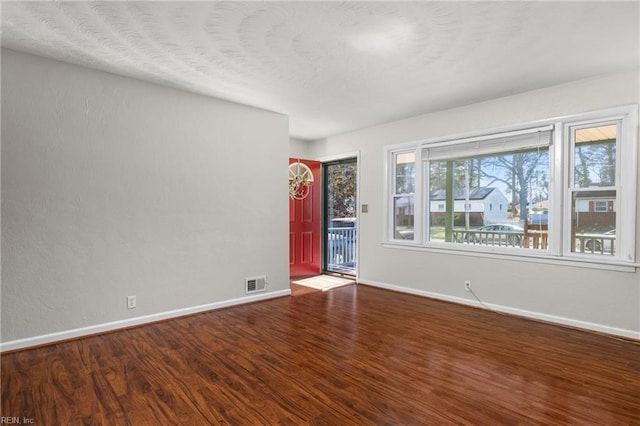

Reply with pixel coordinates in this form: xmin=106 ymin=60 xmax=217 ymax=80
xmin=2 ymin=1 xmax=639 ymax=424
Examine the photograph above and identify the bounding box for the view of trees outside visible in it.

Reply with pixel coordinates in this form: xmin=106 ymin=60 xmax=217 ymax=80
xmin=424 ymin=127 xmax=616 ymax=224
xmin=393 ymin=152 xmax=416 ymax=239
xmin=326 ymin=162 xmax=357 ymax=220
xmin=571 ymin=125 xmax=617 ymax=246
xmin=395 ymin=154 xmax=415 ymax=194
xmin=326 ymin=161 xmax=358 ymax=274
xmin=429 ymin=148 xmax=550 ymax=220
xmin=390 ymin=124 xmax=619 ymax=254
xmin=574 ymin=125 xmax=616 ymax=188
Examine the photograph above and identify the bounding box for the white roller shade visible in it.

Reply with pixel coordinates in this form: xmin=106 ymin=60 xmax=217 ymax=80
xmin=424 ymin=125 xmax=554 ymax=161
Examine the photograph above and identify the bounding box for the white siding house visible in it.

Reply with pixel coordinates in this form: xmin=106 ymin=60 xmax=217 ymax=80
xmin=430 ymin=187 xmax=509 ymax=226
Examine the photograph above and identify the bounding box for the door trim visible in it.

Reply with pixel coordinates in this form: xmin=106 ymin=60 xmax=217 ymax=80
xmin=322 ymin=155 xmax=360 ymax=278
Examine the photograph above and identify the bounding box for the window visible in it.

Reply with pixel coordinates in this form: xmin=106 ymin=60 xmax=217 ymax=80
xmin=391 ymin=150 xmax=416 ymax=241
xmin=567 ymin=121 xmax=627 ymax=258
xmin=593 ymin=201 xmax=608 ymax=212
xmin=385 ymin=105 xmax=637 ymax=267
xmin=426 ymin=127 xmax=551 ymax=248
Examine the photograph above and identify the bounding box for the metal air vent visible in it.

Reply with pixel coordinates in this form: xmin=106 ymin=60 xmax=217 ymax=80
xmin=245 ymin=275 xmax=267 ymax=294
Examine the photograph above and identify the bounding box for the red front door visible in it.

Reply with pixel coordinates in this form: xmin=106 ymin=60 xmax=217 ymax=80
xmin=289 ymin=158 xmax=322 ymax=278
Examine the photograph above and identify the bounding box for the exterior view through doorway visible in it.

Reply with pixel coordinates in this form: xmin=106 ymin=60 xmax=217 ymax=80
xmin=324 ymin=158 xmax=357 ymax=276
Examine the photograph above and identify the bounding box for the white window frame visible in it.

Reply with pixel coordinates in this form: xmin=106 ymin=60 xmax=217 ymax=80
xmin=387 ymin=147 xmax=421 ymax=243
xmin=562 ymin=108 xmax=637 ymax=264
xmin=423 ymin=125 xmax=554 ymax=251
xmin=383 ymin=105 xmax=638 ymax=270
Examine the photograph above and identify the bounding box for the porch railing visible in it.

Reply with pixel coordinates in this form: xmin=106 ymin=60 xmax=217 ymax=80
xmin=327 ymin=227 xmax=357 ymax=274
xmin=575 ymin=234 xmax=616 ymax=255
xmin=451 ymin=230 xmax=522 ymax=247
xmin=450 ymin=230 xmax=615 ymax=254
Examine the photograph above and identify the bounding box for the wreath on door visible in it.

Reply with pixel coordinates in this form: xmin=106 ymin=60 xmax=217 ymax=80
xmin=289 ymin=161 xmax=314 ymax=200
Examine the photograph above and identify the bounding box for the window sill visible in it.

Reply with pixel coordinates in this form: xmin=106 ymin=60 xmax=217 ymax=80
xmin=381 ymin=241 xmax=638 ymax=273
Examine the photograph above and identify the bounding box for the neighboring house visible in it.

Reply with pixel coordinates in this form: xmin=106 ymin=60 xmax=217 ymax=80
xmin=574 ymin=191 xmax=616 ymax=231
xmin=529 ymin=210 xmax=549 ymax=225
xmin=430 ymin=187 xmax=509 ymax=226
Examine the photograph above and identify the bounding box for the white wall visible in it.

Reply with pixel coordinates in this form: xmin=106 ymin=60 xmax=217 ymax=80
xmin=1 ymin=49 xmax=290 ymax=346
xmin=289 ymin=137 xmax=310 ymax=159
xmin=309 ymin=70 xmax=640 ymax=337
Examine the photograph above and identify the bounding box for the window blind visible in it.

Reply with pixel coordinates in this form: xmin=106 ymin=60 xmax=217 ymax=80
xmin=423 ymin=125 xmax=554 ymax=161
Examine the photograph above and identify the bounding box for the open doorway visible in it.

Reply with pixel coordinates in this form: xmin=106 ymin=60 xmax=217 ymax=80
xmin=323 ymin=158 xmax=357 ymax=276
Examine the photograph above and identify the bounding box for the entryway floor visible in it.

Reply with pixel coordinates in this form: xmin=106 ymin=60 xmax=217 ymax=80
xmin=290 ymin=274 xmax=355 ymax=296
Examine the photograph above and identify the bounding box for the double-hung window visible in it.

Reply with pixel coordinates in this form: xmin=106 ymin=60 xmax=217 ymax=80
xmin=385 ymin=105 xmax=638 ymax=268
xmin=565 ymin=115 xmax=636 ymax=263
xmin=391 ymin=150 xmax=417 ymax=241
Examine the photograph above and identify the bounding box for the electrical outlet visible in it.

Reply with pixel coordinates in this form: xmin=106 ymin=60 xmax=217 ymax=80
xmin=464 ymin=281 xmax=472 ymax=292
xmin=127 ymin=295 xmax=137 ymax=309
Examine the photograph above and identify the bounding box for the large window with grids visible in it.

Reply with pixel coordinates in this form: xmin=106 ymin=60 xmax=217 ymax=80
xmin=385 ymin=105 xmax=637 ymax=268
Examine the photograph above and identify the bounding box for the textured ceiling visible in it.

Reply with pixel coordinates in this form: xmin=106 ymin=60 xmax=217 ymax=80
xmin=2 ymin=1 xmax=638 ymax=141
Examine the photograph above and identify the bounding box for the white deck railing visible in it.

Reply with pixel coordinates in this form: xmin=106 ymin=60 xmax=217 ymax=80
xmin=327 ymin=227 xmax=357 ymax=274
xmin=449 ymin=230 xmax=615 ymax=254
xmin=575 ymin=234 xmax=616 ymax=255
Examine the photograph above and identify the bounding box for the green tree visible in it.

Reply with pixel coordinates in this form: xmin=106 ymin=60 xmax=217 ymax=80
xmin=429 ymin=160 xmax=476 ymax=193
xmin=327 ymin=163 xmax=357 ymax=218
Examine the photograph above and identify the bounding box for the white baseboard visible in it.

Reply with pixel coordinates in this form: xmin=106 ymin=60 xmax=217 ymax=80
xmin=359 ymin=279 xmax=640 ymax=340
xmin=0 ymin=289 xmax=291 ymax=352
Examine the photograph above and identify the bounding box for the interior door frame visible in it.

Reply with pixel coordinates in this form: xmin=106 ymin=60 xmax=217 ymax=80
xmin=319 ymin=152 xmax=360 ymax=278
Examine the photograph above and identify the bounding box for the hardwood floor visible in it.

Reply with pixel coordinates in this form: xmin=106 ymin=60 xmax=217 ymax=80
xmin=2 ymin=284 xmax=639 ymax=425
xmin=290 ymin=282 xmax=321 ymax=297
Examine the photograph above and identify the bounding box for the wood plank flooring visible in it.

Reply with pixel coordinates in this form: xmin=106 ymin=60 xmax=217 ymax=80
xmin=290 ymin=282 xmax=321 ymax=297
xmin=2 ymin=284 xmax=639 ymax=425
